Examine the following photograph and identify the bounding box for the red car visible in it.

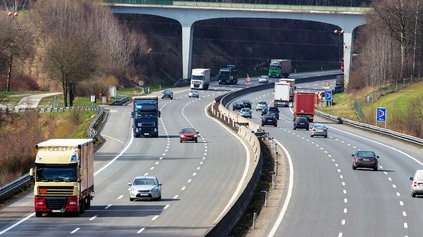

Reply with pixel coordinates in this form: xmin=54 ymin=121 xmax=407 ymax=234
xmin=179 ymin=128 xmax=199 ymax=143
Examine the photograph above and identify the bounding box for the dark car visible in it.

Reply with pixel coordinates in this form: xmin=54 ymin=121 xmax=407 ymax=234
xmin=179 ymin=127 xmax=199 ymax=143
xmin=267 ymin=106 xmax=280 ymax=120
xmin=352 ymin=150 xmax=379 ymax=171
xmin=241 ymin=100 xmax=252 ymax=109
xmin=293 ymin=117 xmax=309 ymax=130
xmin=261 ymin=114 xmax=277 ymax=127
xmin=162 ymin=89 xmax=173 ymax=100
xmin=232 ymin=101 xmax=245 ymax=111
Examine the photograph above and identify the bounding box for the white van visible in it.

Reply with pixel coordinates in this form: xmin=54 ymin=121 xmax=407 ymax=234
xmin=410 ymin=170 xmax=423 ymax=197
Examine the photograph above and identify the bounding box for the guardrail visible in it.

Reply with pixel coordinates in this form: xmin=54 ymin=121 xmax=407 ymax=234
xmin=316 ymin=110 xmax=423 ymax=146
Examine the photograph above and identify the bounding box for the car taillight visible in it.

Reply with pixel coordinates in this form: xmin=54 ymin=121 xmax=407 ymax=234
xmin=414 ymin=181 xmax=417 ymax=187
xmin=355 ymin=158 xmax=360 ymax=162
xmin=312 ymin=128 xmax=316 ymax=132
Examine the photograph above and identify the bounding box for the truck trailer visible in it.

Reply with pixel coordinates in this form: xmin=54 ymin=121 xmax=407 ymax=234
xmin=293 ymin=92 xmax=316 ymax=122
xmin=268 ymin=59 xmax=292 ymax=78
xmin=273 ymin=82 xmax=291 ymax=107
xmin=191 ymin=68 xmax=211 ymax=90
xmin=132 ymin=96 xmax=161 ymax=137
xmin=279 ymin=78 xmax=296 ymax=105
xmin=30 ymin=139 xmax=94 ymax=217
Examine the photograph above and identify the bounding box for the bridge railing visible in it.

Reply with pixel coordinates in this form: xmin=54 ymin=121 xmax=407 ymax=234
xmin=104 ymin=0 xmax=372 ymax=13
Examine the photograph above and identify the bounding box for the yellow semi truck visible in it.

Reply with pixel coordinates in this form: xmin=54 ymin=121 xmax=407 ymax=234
xmin=30 ymin=139 xmax=94 ymax=217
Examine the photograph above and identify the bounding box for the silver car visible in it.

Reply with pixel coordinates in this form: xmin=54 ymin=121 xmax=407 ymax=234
xmin=189 ymin=90 xmax=199 ymax=98
xmin=310 ymin=124 xmax=328 ymax=138
xmin=128 ymin=176 xmax=162 ymax=201
xmin=239 ymin=108 xmax=252 ymax=118
xmin=258 ymin=75 xmax=269 ymax=83
xmin=256 ymin=101 xmax=268 ymax=111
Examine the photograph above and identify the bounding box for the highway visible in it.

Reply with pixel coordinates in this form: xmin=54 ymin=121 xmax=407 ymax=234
xmin=230 ymin=78 xmax=423 ymax=237
xmin=0 ymin=86 xmax=249 ymax=236
xmin=1 ymin=71 xmax=422 ymax=237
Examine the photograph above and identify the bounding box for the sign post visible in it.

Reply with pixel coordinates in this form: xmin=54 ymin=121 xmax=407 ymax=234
xmin=376 ymin=107 xmax=387 ymax=128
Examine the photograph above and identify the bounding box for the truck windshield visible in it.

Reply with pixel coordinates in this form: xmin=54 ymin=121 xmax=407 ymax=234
xmin=270 ymin=65 xmax=279 ymax=70
xmin=219 ymin=71 xmax=229 ymax=76
xmin=192 ymin=75 xmax=205 ymax=80
xmin=36 ymin=166 xmax=77 ymax=182
xmin=135 ymin=111 xmax=157 ymax=118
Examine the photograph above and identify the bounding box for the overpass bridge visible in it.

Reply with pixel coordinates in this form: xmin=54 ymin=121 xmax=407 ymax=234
xmin=105 ymin=1 xmax=372 ymax=87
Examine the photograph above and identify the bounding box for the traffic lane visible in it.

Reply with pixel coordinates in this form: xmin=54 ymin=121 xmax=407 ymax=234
xmin=94 ymin=105 xmax=133 ymax=171
xmin=148 ymin=89 xmax=249 ymax=236
xmin=267 ymin=125 xmax=348 ymax=236
xmin=268 ymin=122 xmax=411 ymax=237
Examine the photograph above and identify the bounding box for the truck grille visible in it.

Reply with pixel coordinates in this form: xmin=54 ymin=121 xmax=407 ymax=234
xmin=39 ymin=186 xmax=74 ymax=196
xmin=140 ymin=122 xmax=155 ymax=127
xmin=45 ymin=197 xmax=67 ymax=210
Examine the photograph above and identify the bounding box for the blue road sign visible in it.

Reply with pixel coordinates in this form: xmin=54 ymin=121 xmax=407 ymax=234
xmin=376 ymin=107 xmax=387 ymax=122
xmin=325 ymin=90 xmax=332 ymax=101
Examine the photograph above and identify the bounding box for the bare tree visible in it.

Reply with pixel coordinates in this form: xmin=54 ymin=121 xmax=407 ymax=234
xmin=0 ymin=11 xmax=34 ymax=91
xmin=370 ymin=0 xmax=421 ymax=80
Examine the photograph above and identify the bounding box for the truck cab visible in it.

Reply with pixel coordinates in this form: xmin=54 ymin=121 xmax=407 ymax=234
xmin=218 ymin=65 xmax=238 ymax=85
xmin=132 ymin=96 xmax=160 ymax=137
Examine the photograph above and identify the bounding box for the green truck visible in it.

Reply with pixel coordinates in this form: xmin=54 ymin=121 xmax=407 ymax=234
xmin=268 ymin=59 xmax=292 ymax=78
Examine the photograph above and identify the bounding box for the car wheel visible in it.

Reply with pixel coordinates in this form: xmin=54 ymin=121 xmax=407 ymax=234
xmin=373 ymin=166 xmax=378 ymax=171
xmin=130 ymin=198 xmax=134 ymax=201
xmin=411 ymin=192 xmax=416 ymax=198
xmin=306 ymin=128 xmax=309 ymax=131
xmin=35 ymin=212 xmax=42 ymax=217
xmin=324 ymin=135 xmax=328 ymax=138
xmin=310 ymin=134 xmax=313 ymax=137
xmin=261 ymin=123 xmax=264 ymax=126
xmin=180 ymin=140 xmax=182 ymax=143
xmin=352 ymin=165 xmax=356 ymax=170
xmin=274 ymin=124 xmax=277 ymax=127
xmin=293 ymin=127 xmax=296 ymax=130
xmin=195 ymin=139 xmax=198 ymax=143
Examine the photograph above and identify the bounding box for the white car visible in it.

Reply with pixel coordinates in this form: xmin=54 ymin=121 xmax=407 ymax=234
xmin=128 ymin=176 xmax=162 ymax=201
xmin=411 ymin=170 xmax=423 ymax=197
xmin=256 ymin=101 xmax=268 ymax=111
xmin=239 ymin=108 xmax=252 ymax=118
xmin=189 ymin=90 xmax=199 ymax=98
xmin=258 ymin=75 xmax=269 ymax=83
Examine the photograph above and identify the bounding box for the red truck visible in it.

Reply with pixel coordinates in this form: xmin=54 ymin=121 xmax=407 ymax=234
xmin=293 ymin=92 xmax=316 ymax=122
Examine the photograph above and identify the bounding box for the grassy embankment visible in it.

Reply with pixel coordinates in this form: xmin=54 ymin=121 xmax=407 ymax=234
xmin=319 ymin=80 xmax=423 ymax=138
xmin=0 ymin=93 xmax=103 ymax=188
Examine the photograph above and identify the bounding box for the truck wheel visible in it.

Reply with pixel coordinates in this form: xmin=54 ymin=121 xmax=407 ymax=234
xmin=79 ymin=200 xmax=85 ymax=214
xmin=35 ymin=212 xmax=42 ymax=217
xmin=86 ymin=196 xmax=91 ymax=209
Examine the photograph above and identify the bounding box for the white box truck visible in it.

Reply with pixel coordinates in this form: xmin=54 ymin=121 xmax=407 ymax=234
xmin=274 ymin=81 xmax=291 ymax=107
xmin=190 ymin=68 xmax=210 ymax=90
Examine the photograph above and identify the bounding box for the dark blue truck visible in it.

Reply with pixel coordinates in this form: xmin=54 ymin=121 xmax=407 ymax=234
xmin=131 ymin=96 xmax=160 ymax=137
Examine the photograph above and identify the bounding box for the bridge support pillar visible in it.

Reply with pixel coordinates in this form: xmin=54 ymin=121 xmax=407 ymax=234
xmin=343 ymin=32 xmax=353 ymax=90
xmin=182 ymin=23 xmax=193 ymax=80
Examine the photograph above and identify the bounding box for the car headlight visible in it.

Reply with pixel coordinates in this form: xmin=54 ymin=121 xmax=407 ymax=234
xmin=152 ymin=186 xmax=160 ymax=192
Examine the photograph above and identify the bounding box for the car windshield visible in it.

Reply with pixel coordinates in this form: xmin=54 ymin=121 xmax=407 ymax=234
xmin=182 ymin=128 xmax=196 ymax=134
xmin=134 ymin=178 xmax=158 ymax=186
xmin=269 ymin=107 xmax=278 ymax=112
xmin=164 ymin=90 xmax=172 ymax=94
xmin=258 ymin=101 xmax=266 ymax=105
xmin=356 ymin=151 xmax=375 ymax=158
xmin=314 ymin=124 xmax=325 ymax=129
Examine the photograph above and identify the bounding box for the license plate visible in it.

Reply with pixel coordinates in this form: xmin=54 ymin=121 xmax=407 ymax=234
xmin=363 ymin=159 xmax=370 ymax=161
xmin=144 ymin=133 xmax=150 ymax=135
xmin=140 ymin=193 xmax=149 ymax=196
xmin=52 ymin=210 xmax=62 ymax=213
